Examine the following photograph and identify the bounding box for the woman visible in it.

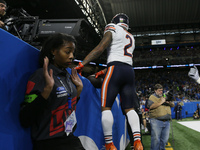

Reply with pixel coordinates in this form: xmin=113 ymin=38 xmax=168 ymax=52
xmin=19 ymin=33 xmax=85 ymax=150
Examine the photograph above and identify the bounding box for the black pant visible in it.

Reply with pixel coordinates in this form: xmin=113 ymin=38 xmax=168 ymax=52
xmin=33 ymin=135 xmax=85 ymax=150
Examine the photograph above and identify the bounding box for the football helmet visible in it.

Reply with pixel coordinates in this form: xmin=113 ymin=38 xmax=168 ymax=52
xmin=111 ymin=13 xmax=129 ymax=30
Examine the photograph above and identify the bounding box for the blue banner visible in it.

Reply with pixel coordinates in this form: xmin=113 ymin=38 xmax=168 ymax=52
xmin=0 ymin=29 xmax=39 ymax=150
xmin=72 ymin=74 xmax=129 ymax=150
xmin=171 ymin=101 xmax=200 ymax=119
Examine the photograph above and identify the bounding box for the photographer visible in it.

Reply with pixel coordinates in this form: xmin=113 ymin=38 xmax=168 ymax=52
xmin=147 ymin=84 xmax=174 ymax=150
xmin=141 ymin=108 xmax=150 ymax=133
xmin=193 ymin=110 xmax=199 ymax=119
xmin=174 ymin=102 xmax=182 ymax=120
xmin=0 ymin=0 xmax=7 ymax=30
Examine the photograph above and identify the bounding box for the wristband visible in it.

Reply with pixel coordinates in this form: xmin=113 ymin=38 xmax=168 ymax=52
xmin=78 ymin=62 xmax=84 ymax=68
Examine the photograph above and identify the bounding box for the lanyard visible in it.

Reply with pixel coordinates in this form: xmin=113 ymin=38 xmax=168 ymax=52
xmin=57 ymin=76 xmax=72 ymax=109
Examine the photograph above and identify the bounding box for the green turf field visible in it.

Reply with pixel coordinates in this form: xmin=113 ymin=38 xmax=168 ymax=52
xmin=126 ymin=118 xmax=200 ymax=150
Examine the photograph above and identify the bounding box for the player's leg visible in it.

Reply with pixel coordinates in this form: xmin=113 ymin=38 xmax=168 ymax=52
xmin=120 ymin=67 xmax=143 ymax=150
xmin=101 ymin=65 xmax=119 ymax=150
xmin=125 ymin=109 xmax=143 ymax=150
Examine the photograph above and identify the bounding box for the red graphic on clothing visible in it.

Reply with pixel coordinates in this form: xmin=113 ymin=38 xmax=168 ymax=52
xmin=26 ymin=81 xmax=35 ymax=94
xmin=49 ymin=97 xmax=77 ymax=136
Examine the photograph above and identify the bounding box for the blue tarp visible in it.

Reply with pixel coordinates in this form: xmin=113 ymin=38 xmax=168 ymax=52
xmin=0 ymin=29 xmax=39 ymax=150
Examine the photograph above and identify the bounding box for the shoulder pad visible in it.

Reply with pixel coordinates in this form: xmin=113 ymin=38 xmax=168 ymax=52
xmin=104 ymin=23 xmax=117 ymax=33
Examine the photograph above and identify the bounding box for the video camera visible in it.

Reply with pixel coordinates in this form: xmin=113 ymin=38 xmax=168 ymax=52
xmin=163 ymin=90 xmax=174 ymax=101
xmin=4 ymin=8 xmax=39 ymax=44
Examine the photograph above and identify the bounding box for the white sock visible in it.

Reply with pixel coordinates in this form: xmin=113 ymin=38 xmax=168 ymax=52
xmin=102 ymin=110 xmax=113 ymax=144
xmin=126 ymin=110 xmax=141 ymax=141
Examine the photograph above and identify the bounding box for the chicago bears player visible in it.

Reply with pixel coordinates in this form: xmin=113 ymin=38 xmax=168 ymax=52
xmin=75 ymin=13 xmax=143 ymax=150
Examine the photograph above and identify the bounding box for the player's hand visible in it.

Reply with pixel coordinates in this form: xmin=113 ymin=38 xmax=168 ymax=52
xmin=75 ymin=62 xmax=84 ymax=75
xmin=95 ymin=70 xmax=106 ymax=78
xmin=188 ymin=66 xmax=200 ymax=83
xmin=41 ymin=57 xmax=54 ymax=100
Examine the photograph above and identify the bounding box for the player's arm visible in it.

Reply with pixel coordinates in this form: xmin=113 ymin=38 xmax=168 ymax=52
xmin=82 ymin=31 xmax=112 ymax=66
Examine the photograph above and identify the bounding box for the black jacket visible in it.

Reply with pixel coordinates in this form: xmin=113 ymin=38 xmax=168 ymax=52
xmin=20 ymin=64 xmax=78 ymax=141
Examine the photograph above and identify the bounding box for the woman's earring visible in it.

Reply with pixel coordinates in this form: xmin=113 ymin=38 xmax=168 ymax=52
xmin=52 ymin=55 xmax=55 ymax=60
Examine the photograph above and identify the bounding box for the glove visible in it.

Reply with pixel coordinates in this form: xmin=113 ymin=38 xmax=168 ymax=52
xmin=95 ymin=70 xmax=106 ymax=78
xmin=75 ymin=62 xmax=84 ymax=75
xmin=188 ymin=66 xmax=200 ymax=84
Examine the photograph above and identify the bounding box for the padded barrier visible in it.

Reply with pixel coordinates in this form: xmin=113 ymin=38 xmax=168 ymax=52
xmin=171 ymin=101 xmax=200 ymax=119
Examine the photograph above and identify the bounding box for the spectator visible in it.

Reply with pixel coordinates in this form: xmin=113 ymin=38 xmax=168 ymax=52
xmin=197 ymin=103 xmax=200 ymax=116
xmin=174 ymin=102 xmax=182 ymax=120
xmin=147 ymin=84 xmax=174 ymax=150
xmin=193 ymin=110 xmax=199 ymax=119
xmin=0 ymin=0 xmax=7 ymax=30
xmin=141 ymin=108 xmax=149 ymax=133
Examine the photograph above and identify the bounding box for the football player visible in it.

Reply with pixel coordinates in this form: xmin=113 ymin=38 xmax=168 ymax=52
xmin=76 ymin=13 xmax=143 ymax=150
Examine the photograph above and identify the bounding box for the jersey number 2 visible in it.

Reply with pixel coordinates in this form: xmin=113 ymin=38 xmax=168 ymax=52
xmin=124 ymin=34 xmax=133 ymax=57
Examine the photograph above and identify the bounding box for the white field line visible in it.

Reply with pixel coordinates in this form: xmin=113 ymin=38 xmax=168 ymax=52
xmin=177 ymin=121 xmax=200 ymax=132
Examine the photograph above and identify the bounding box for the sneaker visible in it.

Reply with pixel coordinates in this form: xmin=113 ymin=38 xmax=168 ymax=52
xmin=145 ymin=128 xmax=148 ymax=133
xmin=105 ymin=142 xmax=117 ymax=150
xmin=134 ymin=140 xmax=143 ymax=150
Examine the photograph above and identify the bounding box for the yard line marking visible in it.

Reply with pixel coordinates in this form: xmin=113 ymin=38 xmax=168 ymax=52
xmin=177 ymin=121 xmax=200 ymax=132
xmin=166 ymin=142 xmax=174 ymax=150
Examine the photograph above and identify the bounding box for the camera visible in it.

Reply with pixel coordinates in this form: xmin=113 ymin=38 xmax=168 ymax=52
xmin=163 ymin=90 xmax=173 ymax=101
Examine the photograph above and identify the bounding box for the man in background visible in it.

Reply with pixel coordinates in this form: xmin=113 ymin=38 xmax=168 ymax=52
xmin=0 ymin=0 xmax=7 ymax=30
xmin=147 ymin=84 xmax=174 ymax=150
xmin=174 ymin=102 xmax=182 ymax=120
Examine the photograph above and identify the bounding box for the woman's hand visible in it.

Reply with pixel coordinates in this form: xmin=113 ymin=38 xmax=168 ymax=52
xmin=43 ymin=57 xmax=54 ymax=88
xmin=41 ymin=57 xmax=54 ymax=99
xmin=71 ymin=68 xmax=83 ymax=98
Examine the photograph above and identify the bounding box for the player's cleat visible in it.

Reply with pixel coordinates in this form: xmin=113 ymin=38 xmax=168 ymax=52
xmin=133 ymin=140 xmax=143 ymax=150
xmin=105 ymin=142 xmax=117 ymax=150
